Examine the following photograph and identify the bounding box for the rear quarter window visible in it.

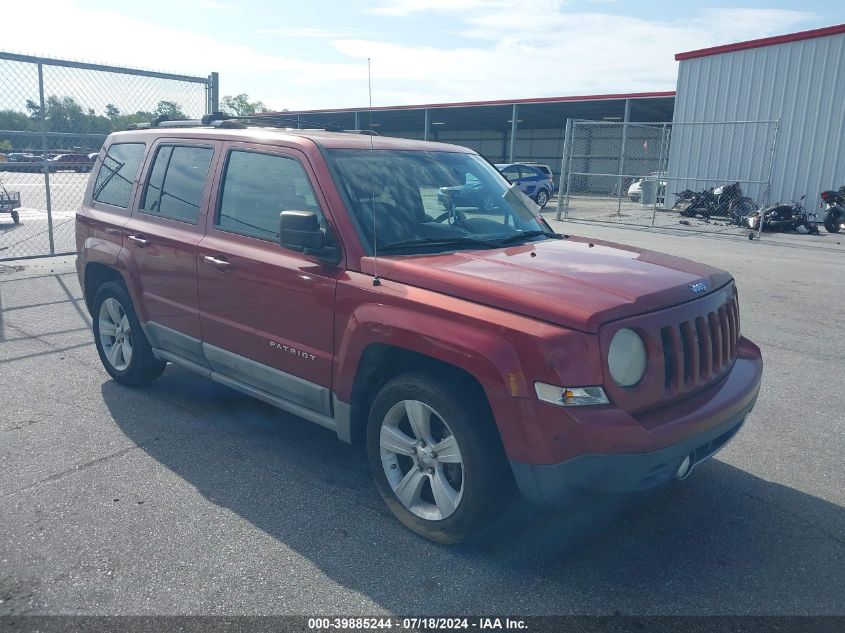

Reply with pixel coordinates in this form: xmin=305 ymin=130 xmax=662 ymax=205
xmin=92 ymin=142 xmax=145 ymax=208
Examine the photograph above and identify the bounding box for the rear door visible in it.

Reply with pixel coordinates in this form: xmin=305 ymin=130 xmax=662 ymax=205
xmin=196 ymin=142 xmax=342 ymax=414
xmin=123 ymin=139 xmax=219 ymax=363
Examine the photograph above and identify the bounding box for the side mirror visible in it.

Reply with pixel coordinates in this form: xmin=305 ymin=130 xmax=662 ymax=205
xmin=279 ymin=210 xmax=338 ymax=262
xmin=280 ymin=210 xmax=323 ymax=250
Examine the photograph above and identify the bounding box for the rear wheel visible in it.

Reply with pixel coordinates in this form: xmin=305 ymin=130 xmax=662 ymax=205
xmin=534 ymin=189 xmax=549 ymax=208
xmin=93 ymin=281 xmax=165 ymax=386
xmin=11 ymin=211 xmax=19 ymax=224
xmin=366 ymin=372 xmax=510 ymax=543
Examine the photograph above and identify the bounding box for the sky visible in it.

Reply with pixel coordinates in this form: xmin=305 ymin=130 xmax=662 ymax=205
xmin=2 ymin=0 xmax=843 ymax=111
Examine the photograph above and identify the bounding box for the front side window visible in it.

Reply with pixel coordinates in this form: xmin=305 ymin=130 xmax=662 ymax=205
xmin=327 ymin=149 xmax=551 ymax=255
xmin=140 ymin=145 xmax=214 ymax=223
xmin=92 ymin=142 xmax=145 ymax=208
xmin=216 ymin=150 xmax=326 ymax=241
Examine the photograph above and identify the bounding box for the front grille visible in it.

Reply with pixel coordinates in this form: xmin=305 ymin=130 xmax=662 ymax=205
xmin=660 ymin=292 xmax=740 ymax=396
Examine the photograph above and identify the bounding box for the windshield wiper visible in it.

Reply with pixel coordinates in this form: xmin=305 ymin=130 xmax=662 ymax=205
xmin=496 ymin=230 xmax=561 ymax=245
xmin=378 ymin=236 xmax=499 ymax=253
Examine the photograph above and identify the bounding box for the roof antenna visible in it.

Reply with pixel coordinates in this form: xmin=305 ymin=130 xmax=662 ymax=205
xmin=368 ymin=57 xmax=381 ymax=287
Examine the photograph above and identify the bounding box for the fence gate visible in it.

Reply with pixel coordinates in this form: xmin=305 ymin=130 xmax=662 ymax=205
xmin=555 ymin=119 xmax=779 ymax=239
xmin=0 ymin=52 xmax=218 ymax=261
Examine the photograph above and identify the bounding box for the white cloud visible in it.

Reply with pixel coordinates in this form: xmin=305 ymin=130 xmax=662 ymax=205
xmin=255 ymin=27 xmax=363 ymax=38
xmin=0 ymin=1 xmax=821 ymax=111
xmin=195 ymin=0 xmax=242 ymax=11
xmin=367 ymin=0 xmax=549 ymax=16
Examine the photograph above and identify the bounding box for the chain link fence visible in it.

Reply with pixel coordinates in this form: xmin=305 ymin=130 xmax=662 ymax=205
xmin=0 ymin=52 xmax=217 ymax=260
xmin=556 ymin=119 xmax=779 ymax=239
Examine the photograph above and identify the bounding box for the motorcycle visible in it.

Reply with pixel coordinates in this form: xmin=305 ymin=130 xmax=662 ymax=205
xmin=745 ymin=195 xmax=818 ymax=234
xmin=673 ymin=182 xmax=757 ymax=225
xmin=819 ymin=186 xmax=845 ymax=233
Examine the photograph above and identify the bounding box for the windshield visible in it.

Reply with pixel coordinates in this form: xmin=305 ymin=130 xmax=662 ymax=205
xmin=326 ymin=149 xmax=551 ymax=255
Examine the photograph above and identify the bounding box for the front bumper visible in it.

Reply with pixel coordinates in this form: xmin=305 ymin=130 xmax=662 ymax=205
xmin=511 ymin=398 xmax=753 ymax=505
xmin=508 ymin=340 xmax=762 ymax=506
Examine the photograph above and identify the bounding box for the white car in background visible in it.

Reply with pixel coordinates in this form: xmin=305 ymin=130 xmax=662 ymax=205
xmin=628 ymin=172 xmax=667 ymax=203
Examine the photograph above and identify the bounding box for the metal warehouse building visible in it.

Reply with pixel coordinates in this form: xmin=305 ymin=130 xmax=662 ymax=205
xmin=285 ymin=92 xmax=676 ymax=188
xmin=669 ymin=23 xmax=845 ymax=210
xmin=288 ymin=23 xmax=844 ymax=210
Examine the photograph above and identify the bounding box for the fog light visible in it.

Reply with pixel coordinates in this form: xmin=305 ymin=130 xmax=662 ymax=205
xmin=534 ymin=383 xmax=609 ymax=406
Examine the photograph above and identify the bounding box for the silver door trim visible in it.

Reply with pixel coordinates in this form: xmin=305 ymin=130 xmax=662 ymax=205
xmin=203 ymin=342 xmax=331 ymax=415
xmin=145 ymin=321 xmax=208 ymax=368
xmin=143 ymin=321 xmax=352 ymax=441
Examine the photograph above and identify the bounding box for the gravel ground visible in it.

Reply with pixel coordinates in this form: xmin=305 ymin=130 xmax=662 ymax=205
xmin=0 ymin=220 xmax=843 ymax=616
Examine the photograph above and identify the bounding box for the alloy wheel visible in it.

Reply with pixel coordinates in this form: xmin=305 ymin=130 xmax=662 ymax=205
xmin=379 ymin=399 xmax=464 ymax=521
xmin=98 ymin=297 xmax=133 ymax=372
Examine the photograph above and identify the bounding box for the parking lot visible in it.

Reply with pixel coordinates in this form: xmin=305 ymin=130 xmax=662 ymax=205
xmin=1 ymin=220 xmax=843 ymax=616
xmin=0 ymin=172 xmax=87 ymax=259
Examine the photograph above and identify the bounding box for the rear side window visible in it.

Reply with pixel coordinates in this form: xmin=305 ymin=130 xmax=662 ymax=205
xmin=92 ymin=143 xmax=145 ymax=208
xmin=216 ymin=150 xmax=325 ymax=241
xmin=140 ymin=145 xmax=214 ymax=223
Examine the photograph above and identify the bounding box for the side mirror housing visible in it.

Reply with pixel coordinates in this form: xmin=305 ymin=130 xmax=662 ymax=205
xmin=279 ymin=210 xmax=339 ymax=262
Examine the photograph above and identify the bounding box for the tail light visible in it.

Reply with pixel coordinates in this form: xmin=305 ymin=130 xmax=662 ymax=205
xmin=821 ymin=191 xmax=831 ymax=200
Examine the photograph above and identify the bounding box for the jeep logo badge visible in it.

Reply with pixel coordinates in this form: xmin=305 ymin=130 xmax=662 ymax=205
xmin=689 ymin=281 xmax=708 ymax=293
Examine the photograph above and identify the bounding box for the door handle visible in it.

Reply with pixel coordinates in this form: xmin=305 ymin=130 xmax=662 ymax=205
xmin=203 ymin=255 xmax=233 ymax=270
xmin=127 ymin=234 xmax=149 ymax=247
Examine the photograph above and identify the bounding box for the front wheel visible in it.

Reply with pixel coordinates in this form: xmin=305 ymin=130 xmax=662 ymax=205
xmin=366 ymin=372 xmax=511 ymax=543
xmin=11 ymin=211 xmax=19 ymax=224
xmin=824 ymin=210 xmax=842 ymax=233
xmin=534 ymin=189 xmax=549 ymax=208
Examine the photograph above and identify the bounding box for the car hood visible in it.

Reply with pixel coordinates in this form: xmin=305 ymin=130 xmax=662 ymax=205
xmin=364 ymin=237 xmax=732 ymax=333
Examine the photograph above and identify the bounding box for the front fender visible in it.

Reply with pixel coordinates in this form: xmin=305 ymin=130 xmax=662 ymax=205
xmin=333 ymin=273 xmax=606 ymax=456
xmin=334 ymin=301 xmax=525 ymax=402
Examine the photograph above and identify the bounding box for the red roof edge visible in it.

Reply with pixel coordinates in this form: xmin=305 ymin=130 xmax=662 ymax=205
xmin=278 ymin=90 xmax=676 ymax=116
xmin=676 ymin=23 xmax=845 ymax=61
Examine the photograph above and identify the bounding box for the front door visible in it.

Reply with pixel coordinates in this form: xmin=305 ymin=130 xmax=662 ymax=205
xmin=122 ymin=140 xmax=219 ymax=363
xmin=196 ymin=143 xmax=342 ymax=415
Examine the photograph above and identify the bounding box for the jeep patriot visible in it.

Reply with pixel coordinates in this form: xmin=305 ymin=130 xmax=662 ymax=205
xmin=76 ymin=119 xmax=762 ymax=543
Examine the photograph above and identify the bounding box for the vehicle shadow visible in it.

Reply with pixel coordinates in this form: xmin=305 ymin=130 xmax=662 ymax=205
xmin=102 ymin=368 xmax=845 ymax=614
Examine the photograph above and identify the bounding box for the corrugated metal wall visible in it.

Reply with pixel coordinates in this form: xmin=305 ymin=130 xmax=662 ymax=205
xmin=670 ymin=32 xmax=845 ymax=207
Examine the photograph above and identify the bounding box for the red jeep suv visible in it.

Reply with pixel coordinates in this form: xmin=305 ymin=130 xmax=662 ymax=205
xmin=76 ymin=119 xmax=762 ymax=543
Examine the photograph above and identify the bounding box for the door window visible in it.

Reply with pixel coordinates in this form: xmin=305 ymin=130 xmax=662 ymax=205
xmin=140 ymin=145 xmax=214 ymax=224
xmin=92 ymin=142 xmax=145 ymax=208
xmin=215 ymin=150 xmax=326 ymax=241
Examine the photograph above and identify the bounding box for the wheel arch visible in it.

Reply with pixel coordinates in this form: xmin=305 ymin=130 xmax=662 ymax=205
xmin=346 ymin=343 xmax=497 ymax=447
xmin=83 ymin=262 xmax=127 ymax=316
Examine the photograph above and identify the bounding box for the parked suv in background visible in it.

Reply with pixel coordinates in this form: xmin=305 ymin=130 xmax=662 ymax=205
xmin=77 ymin=119 xmax=762 ymax=543
xmin=495 ymin=163 xmax=554 ymax=208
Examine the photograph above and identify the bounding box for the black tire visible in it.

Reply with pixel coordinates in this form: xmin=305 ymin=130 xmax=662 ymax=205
xmin=11 ymin=211 xmax=19 ymax=224
xmin=92 ymin=281 xmax=166 ymax=386
xmin=534 ymin=189 xmax=549 ymax=208
xmin=824 ymin=211 xmax=841 ymax=233
xmin=366 ymin=372 xmax=511 ymax=544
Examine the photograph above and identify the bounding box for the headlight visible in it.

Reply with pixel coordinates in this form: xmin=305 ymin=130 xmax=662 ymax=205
xmin=608 ymin=328 xmax=647 ymax=387
xmin=534 ymin=383 xmax=608 ymax=406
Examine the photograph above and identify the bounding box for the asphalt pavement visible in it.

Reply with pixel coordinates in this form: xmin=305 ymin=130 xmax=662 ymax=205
xmin=0 ymin=221 xmax=843 ymax=616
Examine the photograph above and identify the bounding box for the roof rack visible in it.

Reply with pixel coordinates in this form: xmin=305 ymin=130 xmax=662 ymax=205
xmin=124 ymin=111 xmax=375 ymax=134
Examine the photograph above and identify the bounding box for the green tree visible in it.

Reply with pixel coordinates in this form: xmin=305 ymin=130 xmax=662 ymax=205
xmin=154 ymin=101 xmax=186 ymax=119
xmin=105 ymin=104 xmax=121 ymax=119
xmin=220 ymin=93 xmax=268 ymax=116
